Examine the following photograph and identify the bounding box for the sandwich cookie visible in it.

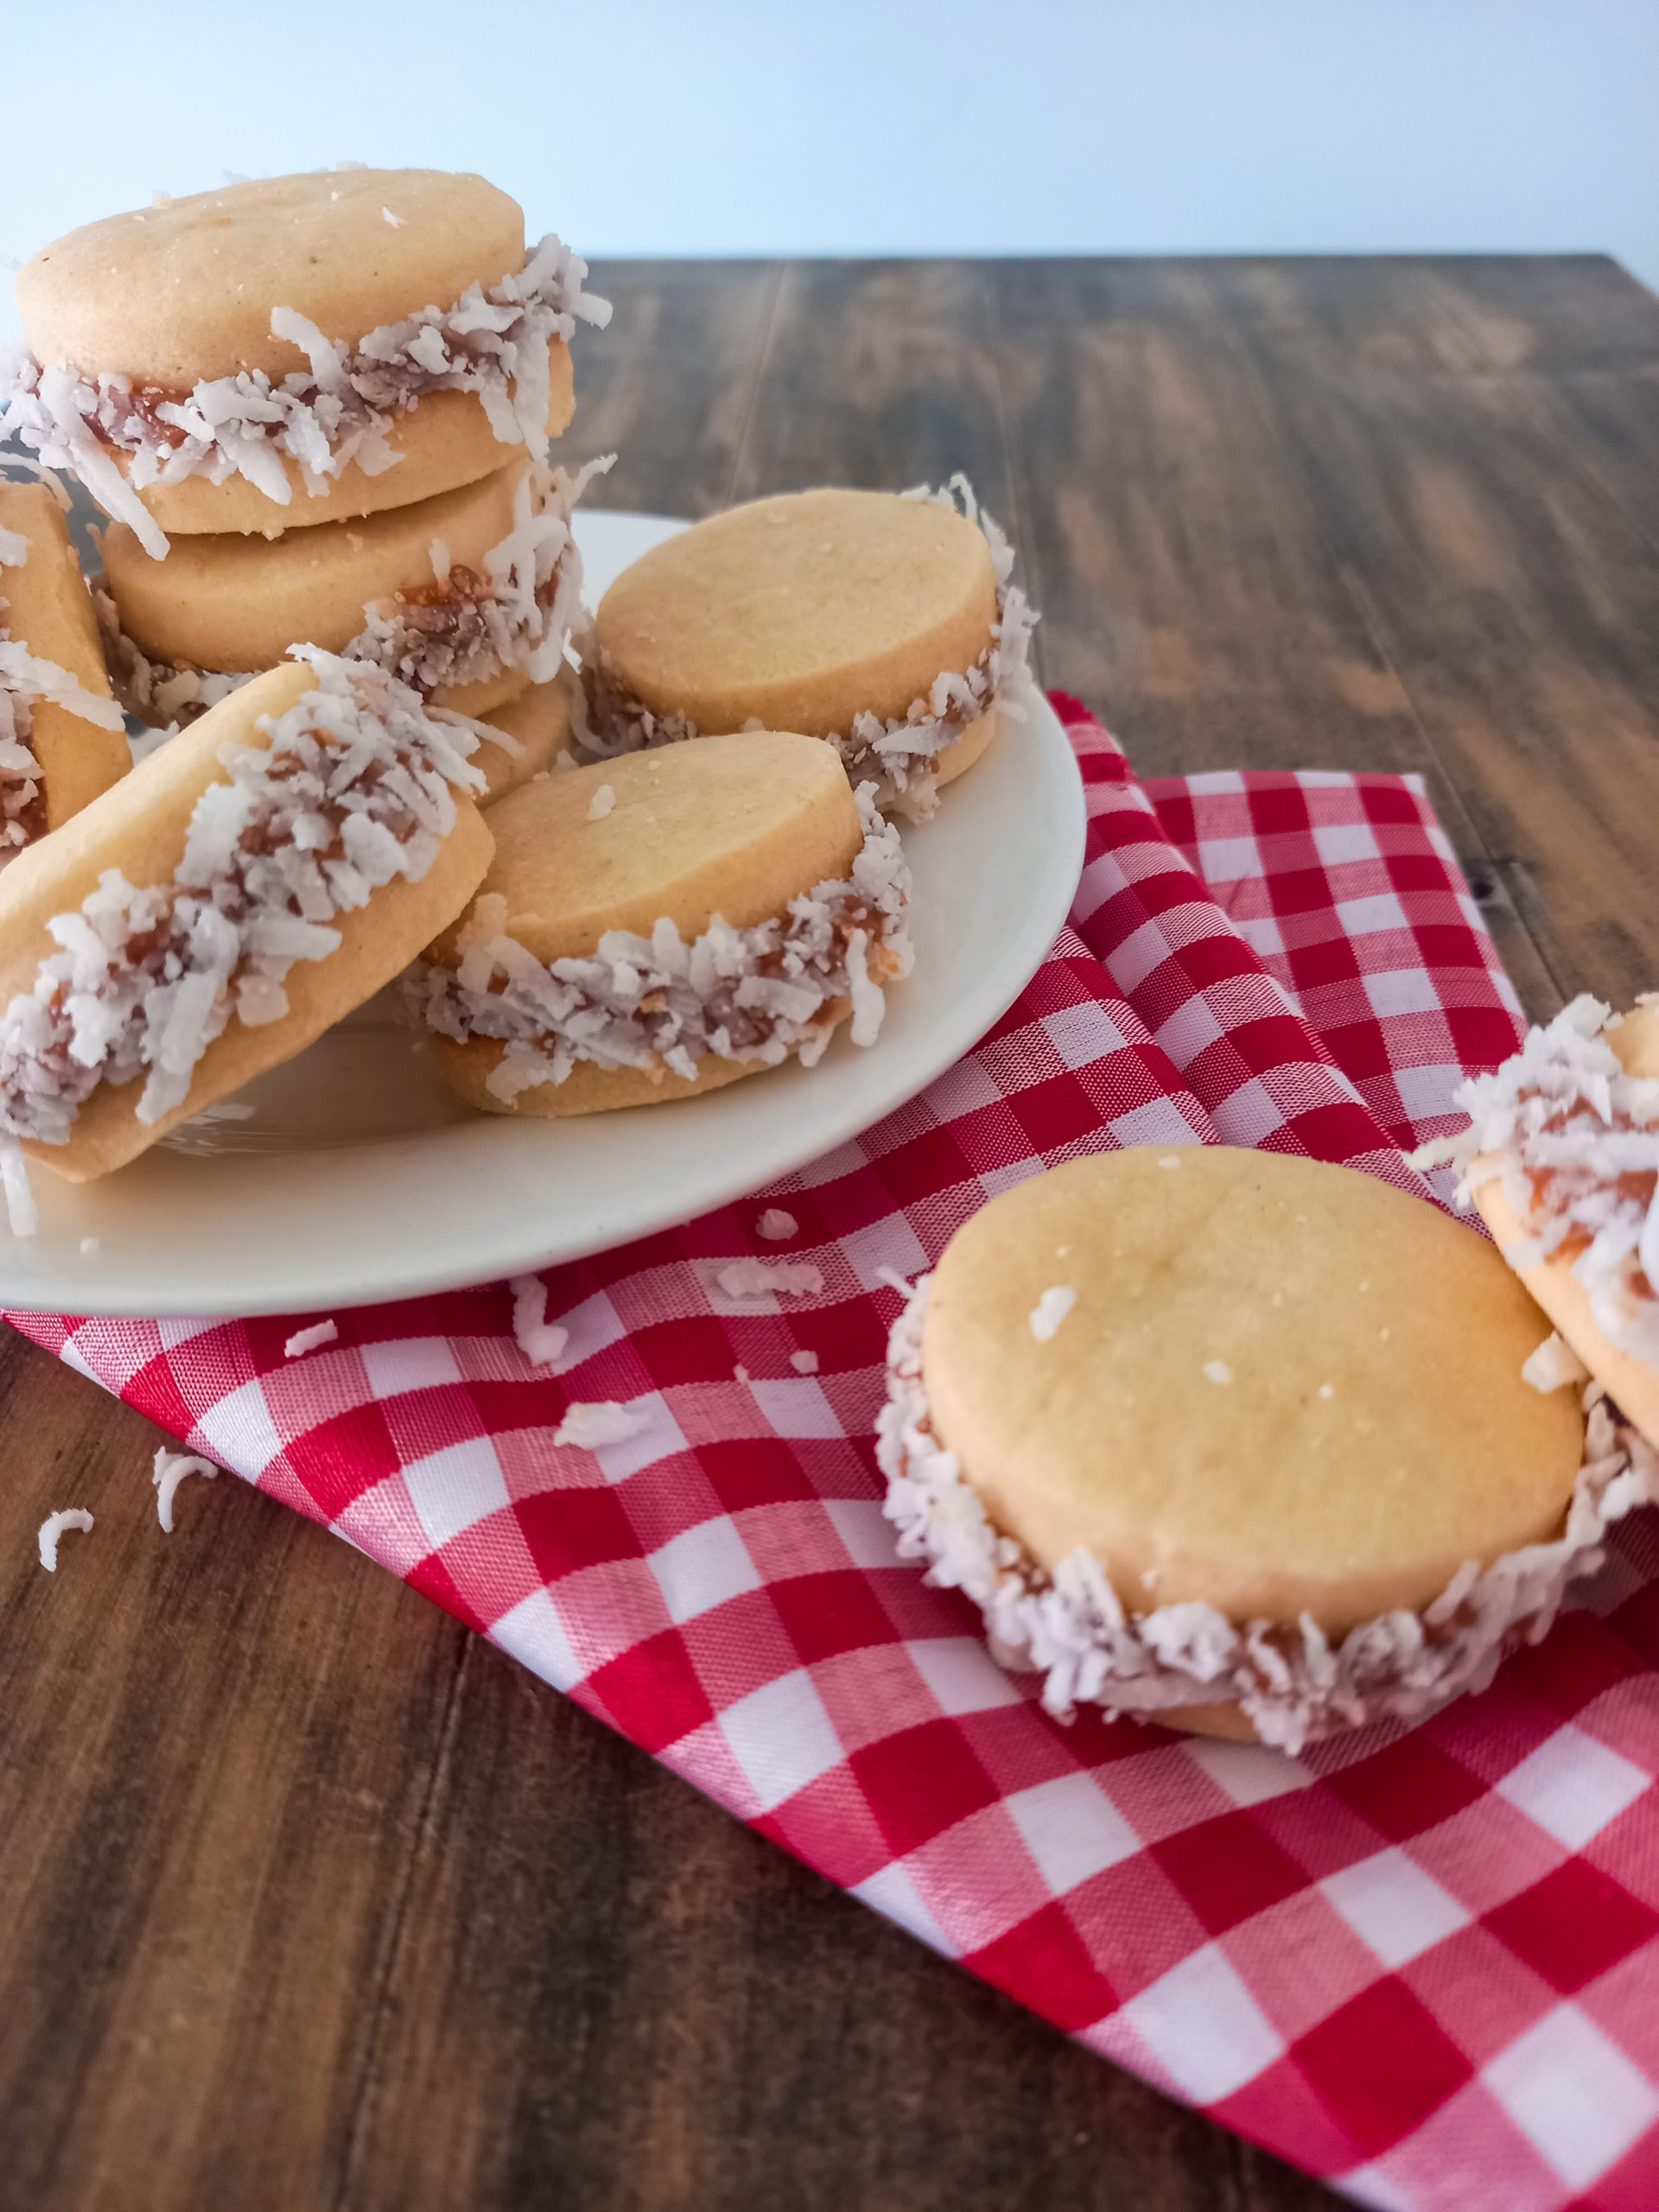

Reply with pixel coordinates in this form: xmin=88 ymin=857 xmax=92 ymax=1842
xmin=1421 ymin=995 xmax=1659 ymax=1451
xmin=877 ymin=1147 xmax=1656 ymax=1751
xmin=0 ymin=652 xmax=492 ymax=1229
xmin=0 ymin=477 xmax=129 ymax=861
xmin=3 ymin=168 xmax=610 ymax=555
xmin=98 ymin=455 xmax=606 ymax=726
xmin=587 ymin=479 xmax=1036 ymax=817
xmin=474 ymin=669 xmax=579 ymax=809
xmin=413 ymin=732 xmax=912 ymax=1116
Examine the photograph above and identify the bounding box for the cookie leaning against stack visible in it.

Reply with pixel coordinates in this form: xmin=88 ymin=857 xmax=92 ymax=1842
xmin=0 ymin=477 xmax=129 ymax=861
xmin=586 ymin=480 xmax=1035 ymax=818
xmin=0 ymin=652 xmax=493 ymax=1228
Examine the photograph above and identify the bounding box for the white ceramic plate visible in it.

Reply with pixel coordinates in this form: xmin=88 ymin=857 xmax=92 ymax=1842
xmin=0 ymin=511 xmax=1084 ymax=1318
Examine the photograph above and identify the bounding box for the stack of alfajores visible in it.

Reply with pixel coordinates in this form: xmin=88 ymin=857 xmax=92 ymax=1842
xmin=1 ymin=166 xmax=611 ymax=834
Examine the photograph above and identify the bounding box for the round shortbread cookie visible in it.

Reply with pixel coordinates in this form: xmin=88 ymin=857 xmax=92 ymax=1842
xmin=594 ymin=488 xmax=999 ymax=739
xmin=426 ymin=731 xmax=867 ymax=1116
xmin=17 ymin=170 xmax=525 ymax=388
xmin=920 ymin=1147 xmax=1585 ymax=1637
xmin=0 ymin=479 xmax=130 ymax=831
xmin=474 ymin=674 xmax=578 ymax=809
xmin=0 ymin=661 xmax=493 ymax=1181
xmin=104 ymin=461 xmax=537 ymax=718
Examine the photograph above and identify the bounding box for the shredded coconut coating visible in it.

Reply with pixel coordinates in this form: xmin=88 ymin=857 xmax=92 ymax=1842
xmin=509 ymin=1272 xmax=569 ymax=1367
xmin=1 ymin=234 xmax=613 ymax=557
xmin=95 ymin=456 xmax=608 ymax=734
xmin=1414 ymin=995 xmax=1659 ymax=1368
xmin=0 ymin=649 xmax=484 ymax=1234
xmin=876 ymin=1273 xmax=1659 ymax=1754
xmin=581 ymin=474 xmax=1038 ymax=821
xmin=410 ymin=784 xmax=912 ymax=1099
xmin=283 ymin=1319 xmax=339 ymax=1358
xmin=151 ymin=1446 xmax=219 ymax=1531
xmin=37 ymin=1506 xmax=93 ymax=1570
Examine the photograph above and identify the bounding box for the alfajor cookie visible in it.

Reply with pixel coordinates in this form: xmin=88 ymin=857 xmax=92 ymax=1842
xmin=473 ymin=667 xmax=580 ymax=809
xmin=0 ymin=651 xmax=492 ymax=1226
xmin=1422 ymin=995 xmax=1659 ymax=1452
xmin=877 ymin=1147 xmax=1657 ymax=1751
xmin=0 ymin=476 xmax=129 ymax=859
xmin=412 ymin=732 xmax=912 ymax=1116
xmin=586 ymin=478 xmax=1036 ymax=817
xmin=3 ymin=168 xmax=609 ymax=555
xmin=98 ymin=455 xmax=604 ymax=725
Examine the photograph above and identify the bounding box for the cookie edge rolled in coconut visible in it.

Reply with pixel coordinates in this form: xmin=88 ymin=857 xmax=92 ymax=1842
xmin=1414 ymin=994 xmax=1659 ymax=1449
xmin=875 ymin=1272 xmax=1659 ymax=1754
xmin=97 ymin=455 xmax=610 ymax=731
xmin=411 ymin=781 xmax=913 ymax=1116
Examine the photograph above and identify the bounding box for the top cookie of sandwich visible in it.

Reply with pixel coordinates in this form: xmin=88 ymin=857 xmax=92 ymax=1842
xmin=16 ymin=169 xmax=524 ymax=388
xmin=594 ymin=489 xmax=999 ymax=740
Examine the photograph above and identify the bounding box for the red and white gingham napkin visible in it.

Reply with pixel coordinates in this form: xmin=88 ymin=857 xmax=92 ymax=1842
xmin=13 ymin=700 xmax=1659 ymax=2212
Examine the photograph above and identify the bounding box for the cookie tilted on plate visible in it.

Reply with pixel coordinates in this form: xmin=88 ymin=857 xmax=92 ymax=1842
xmin=0 ymin=652 xmax=493 ymax=1229
xmin=585 ymin=479 xmax=1035 ymax=818
xmin=2 ymin=168 xmax=609 ymax=554
xmin=412 ymin=732 xmax=912 ymax=1116
xmin=877 ymin=1147 xmax=1659 ymax=1752
xmin=0 ymin=477 xmax=130 ymax=861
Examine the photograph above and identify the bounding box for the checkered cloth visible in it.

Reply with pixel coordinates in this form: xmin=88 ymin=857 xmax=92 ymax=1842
xmin=12 ymin=700 xmax=1659 ymax=2212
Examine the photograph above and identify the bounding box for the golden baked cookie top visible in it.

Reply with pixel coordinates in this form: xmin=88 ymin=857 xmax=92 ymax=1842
xmin=16 ymin=169 xmax=524 ymax=386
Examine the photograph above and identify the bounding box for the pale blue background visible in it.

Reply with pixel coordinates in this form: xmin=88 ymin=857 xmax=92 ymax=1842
xmin=3 ymin=0 xmax=1656 ymax=346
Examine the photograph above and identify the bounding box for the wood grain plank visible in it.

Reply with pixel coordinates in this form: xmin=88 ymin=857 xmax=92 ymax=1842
xmin=1202 ymin=256 xmax=1659 ymax=1008
xmin=727 ymin=259 xmax=1020 ymax=520
xmin=572 ymin=259 xmax=784 ymax=520
xmin=983 ymin=256 xmax=1560 ymax=1014
xmin=0 ymin=1329 xmax=467 ymax=2212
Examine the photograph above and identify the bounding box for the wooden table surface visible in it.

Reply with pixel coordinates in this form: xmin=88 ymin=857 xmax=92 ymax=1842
xmin=3 ymin=254 xmax=1658 ymax=2212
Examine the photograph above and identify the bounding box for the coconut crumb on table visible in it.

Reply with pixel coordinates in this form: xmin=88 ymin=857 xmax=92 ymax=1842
xmin=283 ymin=1319 xmax=339 ymax=1358
xmin=586 ymin=783 xmax=615 ymax=821
xmin=1028 ymin=1286 xmax=1076 ymax=1341
xmin=755 ymin=1208 xmax=798 ymax=1242
xmin=37 ymin=1508 xmax=92 ymax=1571
xmin=553 ymin=1401 xmax=643 ymax=1448
xmin=151 ymin=1446 xmax=219 ymax=1532
xmin=509 ymin=1274 xmax=569 ymax=1368
xmin=790 ymin=1349 xmax=820 ymax=1375
xmin=716 ymin=1258 xmax=823 ymax=1300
